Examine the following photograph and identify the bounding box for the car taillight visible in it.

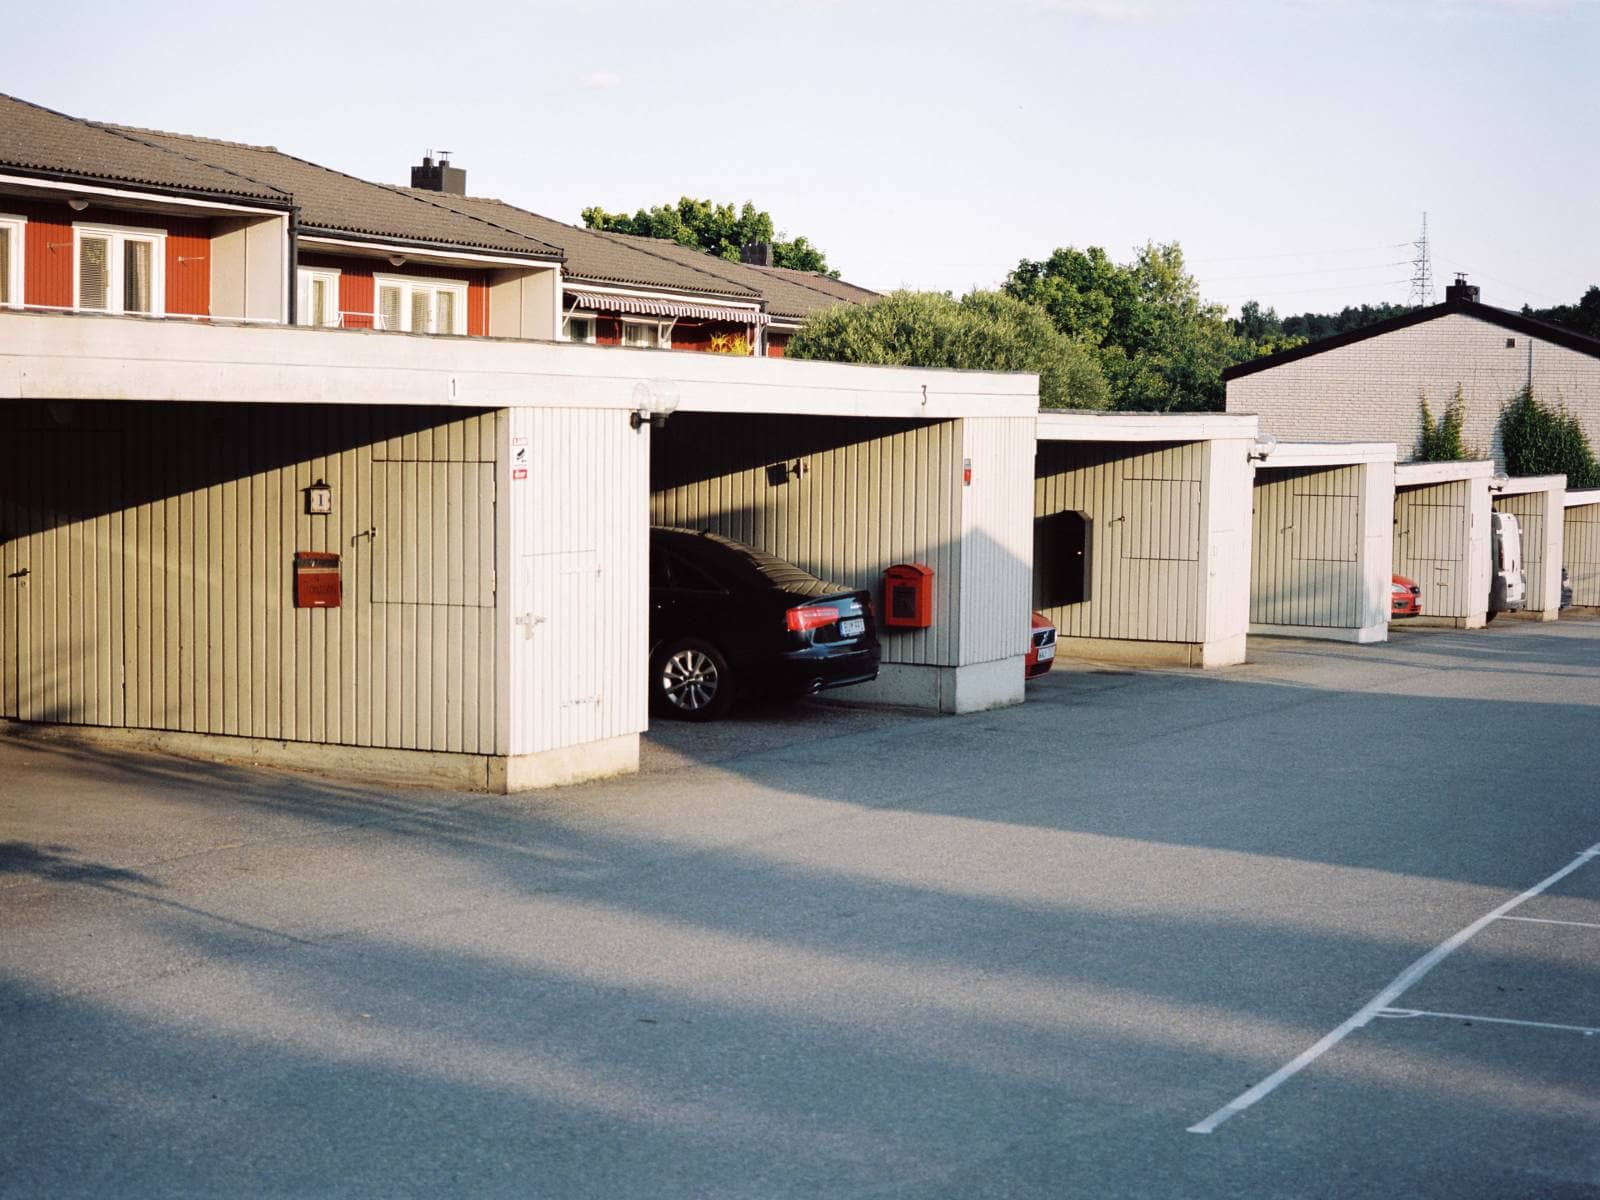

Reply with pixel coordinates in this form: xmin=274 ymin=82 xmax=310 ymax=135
xmin=786 ymin=605 xmax=835 ymax=633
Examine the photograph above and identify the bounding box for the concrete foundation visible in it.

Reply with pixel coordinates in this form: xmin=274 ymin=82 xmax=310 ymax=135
xmin=1054 ymin=634 xmax=1246 ymax=668
xmin=843 ymin=657 xmax=1025 ymax=714
xmin=0 ymin=721 xmax=641 ymax=794
xmin=1249 ymin=622 xmax=1388 ymax=644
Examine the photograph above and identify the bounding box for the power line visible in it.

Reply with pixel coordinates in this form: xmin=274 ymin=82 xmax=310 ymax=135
xmin=1210 ymin=278 xmax=1412 ymax=303
xmin=1202 ymin=259 xmax=1411 ymax=284
xmin=1191 ymin=242 xmax=1412 ymax=265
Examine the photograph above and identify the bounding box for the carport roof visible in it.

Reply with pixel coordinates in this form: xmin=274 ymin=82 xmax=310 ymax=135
xmin=1565 ymin=488 xmax=1600 ymax=508
xmin=1037 ymin=411 xmax=1259 ymax=442
xmin=1257 ymin=441 xmax=1397 ymax=468
xmin=1494 ymin=474 xmax=1567 ymax=496
xmin=1 ymin=308 xmax=1039 ymax=419
xmin=1393 ymin=460 xmax=1495 ymax=486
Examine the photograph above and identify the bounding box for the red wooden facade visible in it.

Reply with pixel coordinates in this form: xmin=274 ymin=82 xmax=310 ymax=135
xmin=10 ymin=198 xmax=208 ymax=315
xmin=299 ymin=252 xmax=489 ymax=334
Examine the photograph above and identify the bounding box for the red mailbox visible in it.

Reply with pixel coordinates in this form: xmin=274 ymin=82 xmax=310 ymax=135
xmin=293 ymin=551 xmax=342 ymax=609
xmin=883 ymin=562 xmax=933 ymax=629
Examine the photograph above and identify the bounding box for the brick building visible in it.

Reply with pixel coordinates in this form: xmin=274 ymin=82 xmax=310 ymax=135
xmin=1224 ymin=278 xmax=1600 ymax=471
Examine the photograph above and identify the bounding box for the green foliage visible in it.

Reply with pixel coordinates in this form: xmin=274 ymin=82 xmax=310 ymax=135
xmin=1499 ymin=387 xmax=1600 ymax=487
xmin=1005 ymin=242 xmax=1274 ymax=412
xmin=1417 ymin=387 xmax=1470 ymax=461
xmin=1278 ymin=302 xmax=1411 ymax=342
xmin=580 ymin=197 xmax=839 ymax=278
xmin=1521 ymin=285 xmax=1600 ymax=339
xmin=785 ymin=289 xmax=1109 ymax=410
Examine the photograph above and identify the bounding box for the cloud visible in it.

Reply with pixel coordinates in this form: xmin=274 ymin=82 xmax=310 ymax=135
xmin=579 ymin=71 xmax=624 ymax=90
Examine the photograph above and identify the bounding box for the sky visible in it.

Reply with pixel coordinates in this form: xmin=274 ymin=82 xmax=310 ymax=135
xmin=6 ymin=0 xmax=1597 ymax=318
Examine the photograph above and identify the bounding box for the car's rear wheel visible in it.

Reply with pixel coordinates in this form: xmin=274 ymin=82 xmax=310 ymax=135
xmin=652 ymin=638 xmax=733 ymax=721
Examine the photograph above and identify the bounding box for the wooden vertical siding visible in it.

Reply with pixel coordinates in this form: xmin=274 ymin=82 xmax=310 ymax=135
xmin=0 ymin=401 xmax=501 ymax=755
xmin=1565 ymin=503 xmax=1600 ymax=606
xmin=1493 ymin=493 xmax=1547 ymax=611
xmin=649 ymin=414 xmax=963 ymax=668
xmin=1251 ymin=465 xmax=1364 ymax=628
xmin=958 ymin=417 xmax=1035 ymax=665
xmin=1393 ymin=481 xmax=1471 ymax=617
xmin=503 ymin=406 xmax=649 ymax=757
xmin=1035 ymin=441 xmax=1206 ymax=643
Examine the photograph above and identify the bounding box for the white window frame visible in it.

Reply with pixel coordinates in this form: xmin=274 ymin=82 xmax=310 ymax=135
xmin=620 ymin=317 xmax=674 ymax=349
xmin=372 ymin=273 xmax=468 ymax=335
xmin=0 ymin=215 xmax=25 ymax=309
xmin=296 ymin=266 xmax=342 ymax=328
xmin=73 ymin=222 xmax=167 ymax=315
xmin=564 ymin=310 xmax=597 ymax=343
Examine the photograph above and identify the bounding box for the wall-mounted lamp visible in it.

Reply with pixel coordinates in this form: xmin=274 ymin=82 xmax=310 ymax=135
xmin=629 ymin=379 xmax=681 ymax=432
xmin=387 ymin=254 xmax=407 ymax=267
xmin=1488 ymin=474 xmax=1509 ymax=494
xmin=306 ymin=478 xmax=333 ymax=514
xmin=67 ymin=198 xmax=90 ymax=212
xmin=1247 ymin=432 xmax=1278 ymax=463
xmin=765 ymin=459 xmax=809 ymax=486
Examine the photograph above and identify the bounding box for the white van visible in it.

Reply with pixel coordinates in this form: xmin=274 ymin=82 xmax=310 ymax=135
xmin=1489 ymin=511 xmax=1527 ymax=616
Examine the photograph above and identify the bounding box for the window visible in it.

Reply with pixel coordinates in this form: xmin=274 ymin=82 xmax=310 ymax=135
xmin=0 ymin=215 xmax=24 ymax=308
xmin=621 ymin=318 xmax=672 ymax=348
xmin=565 ymin=312 xmax=596 ymax=343
xmin=297 ymin=267 xmax=342 ymax=327
xmin=372 ymin=274 xmax=467 ymax=335
xmin=74 ymin=224 xmax=165 ymax=315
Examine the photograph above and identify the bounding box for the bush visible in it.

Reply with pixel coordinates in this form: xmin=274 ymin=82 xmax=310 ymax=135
xmin=786 ymin=290 xmax=1109 ymax=409
xmin=1499 ymin=388 xmax=1600 ymax=487
xmin=1417 ymin=386 xmax=1470 ymax=461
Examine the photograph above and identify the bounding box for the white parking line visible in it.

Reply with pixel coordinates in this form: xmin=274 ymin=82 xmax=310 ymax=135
xmin=1188 ymin=842 xmax=1600 ymax=1135
xmin=1374 ymin=1007 xmax=1600 ymax=1037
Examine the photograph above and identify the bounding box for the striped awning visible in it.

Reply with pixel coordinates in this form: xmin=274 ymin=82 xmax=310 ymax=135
xmin=565 ymin=288 xmax=770 ymax=326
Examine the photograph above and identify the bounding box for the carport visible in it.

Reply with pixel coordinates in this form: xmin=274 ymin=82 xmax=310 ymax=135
xmin=1563 ymin=488 xmax=1600 ymax=609
xmin=650 ymin=373 xmax=1036 ymax=714
xmin=1491 ymin=475 xmax=1565 ymax=621
xmin=1392 ymin=460 xmax=1493 ymax=628
xmin=1 ymin=313 xmax=1036 ymax=791
xmin=1033 ymin=412 xmax=1257 ymax=668
xmin=1249 ymin=442 xmax=1396 ymax=643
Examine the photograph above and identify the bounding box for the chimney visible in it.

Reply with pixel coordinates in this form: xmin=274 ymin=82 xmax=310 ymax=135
xmin=740 ymin=242 xmax=774 ymax=268
xmin=1445 ymin=273 xmax=1480 ymax=304
xmin=411 ymin=150 xmax=467 ymax=195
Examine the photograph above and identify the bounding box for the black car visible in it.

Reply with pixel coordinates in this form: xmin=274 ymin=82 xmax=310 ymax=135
xmin=649 ymin=527 xmax=881 ymax=720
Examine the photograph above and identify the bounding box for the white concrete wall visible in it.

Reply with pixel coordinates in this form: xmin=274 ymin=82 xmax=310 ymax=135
xmin=1227 ymin=312 xmax=1600 ymax=471
xmin=212 ymin=215 xmax=288 ymax=323
xmin=488 ymin=266 xmax=559 ymax=342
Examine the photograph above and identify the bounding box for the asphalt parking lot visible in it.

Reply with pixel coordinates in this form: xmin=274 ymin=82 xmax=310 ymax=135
xmin=3 ymin=618 xmax=1598 ymax=1199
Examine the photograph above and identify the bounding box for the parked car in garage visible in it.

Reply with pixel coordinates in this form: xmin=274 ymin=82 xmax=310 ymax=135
xmin=1487 ymin=511 xmax=1527 ymax=619
xmin=1562 ymin=567 xmax=1573 ymax=609
xmin=649 ymin=527 xmax=881 ymax=721
xmin=1026 ymin=611 xmax=1057 ymax=678
xmin=1391 ymin=573 xmax=1422 ymax=618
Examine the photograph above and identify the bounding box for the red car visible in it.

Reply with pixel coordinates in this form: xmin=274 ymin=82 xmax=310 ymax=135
xmin=1026 ymin=611 xmax=1057 ymax=678
xmin=1391 ymin=574 xmax=1422 ymax=618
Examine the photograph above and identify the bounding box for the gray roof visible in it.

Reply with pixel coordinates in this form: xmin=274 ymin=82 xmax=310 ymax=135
xmin=115 ymin=128 xmax=562 ymax=259
xmin=0 ymin=93 xmax=290 ymax=204
xmin=601 ymin=233 xmax=878 ymax=320
xmin=399 ymin=191 xmax=761 ymax=299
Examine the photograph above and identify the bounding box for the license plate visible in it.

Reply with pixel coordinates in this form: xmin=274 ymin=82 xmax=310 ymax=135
xmin=840 ymin=617 xmax=865 ymax=637
xmin=1036 ymin=644 xmax=1055 ymax=661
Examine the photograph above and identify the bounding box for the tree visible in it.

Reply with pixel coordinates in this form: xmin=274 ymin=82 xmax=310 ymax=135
xmin=1005 ymin=242 xmax=1267 ymax=412
xmin=785 ymin=290 xmax=1109 ymax=410
xmin=1522 ymin=285 xmax=1600 ymax=339
xmin=580 ymin=197 xmax=839 ymax=277
xmin=1499 ymin=387 xmax=1600 ymax=487
xmin=1277 ymin=302 xmax=1410 ymax=343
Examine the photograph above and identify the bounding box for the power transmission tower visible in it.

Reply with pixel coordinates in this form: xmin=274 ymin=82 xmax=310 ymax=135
xmin=1409 ymin=212 xmax=1434 ymax=308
